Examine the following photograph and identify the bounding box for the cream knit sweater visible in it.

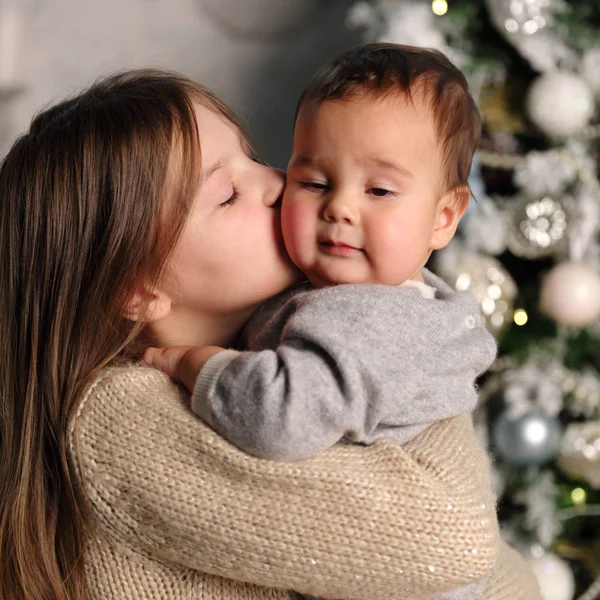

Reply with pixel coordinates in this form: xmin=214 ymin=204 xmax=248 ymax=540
xmin=68 ymin=365 xmax=541 ymax=600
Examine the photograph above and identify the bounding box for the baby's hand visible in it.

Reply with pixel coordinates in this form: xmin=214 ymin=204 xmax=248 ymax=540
xmin=142 ymin=345 xmax=225 ymax=393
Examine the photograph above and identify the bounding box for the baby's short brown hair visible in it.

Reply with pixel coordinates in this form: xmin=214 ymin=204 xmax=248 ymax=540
xmin=297 ymin=43 xmax=481 ymax=191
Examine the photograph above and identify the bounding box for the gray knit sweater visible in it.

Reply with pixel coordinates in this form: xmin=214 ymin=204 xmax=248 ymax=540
xmin=192 ymin=269 xmax=497 ymax=460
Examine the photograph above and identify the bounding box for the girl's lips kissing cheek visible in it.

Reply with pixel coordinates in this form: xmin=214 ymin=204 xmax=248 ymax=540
xmin=319 ymin=240 xmax=364 ymax=257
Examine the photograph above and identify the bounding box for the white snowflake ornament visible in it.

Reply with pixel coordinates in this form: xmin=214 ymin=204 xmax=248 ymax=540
xmin=513 ymin=151 xmax=576 ymax=198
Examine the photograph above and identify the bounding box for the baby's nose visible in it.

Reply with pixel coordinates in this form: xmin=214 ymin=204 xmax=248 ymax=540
xmin=323 ymin=194 xmax=360 ymax=224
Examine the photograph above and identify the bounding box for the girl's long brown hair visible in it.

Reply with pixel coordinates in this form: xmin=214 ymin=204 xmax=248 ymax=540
xmin=0 ymin=69 xmax=248 ymax=599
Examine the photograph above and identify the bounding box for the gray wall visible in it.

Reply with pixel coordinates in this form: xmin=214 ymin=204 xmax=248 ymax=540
xmin=0 ymin=0 xmax=361 ymax=166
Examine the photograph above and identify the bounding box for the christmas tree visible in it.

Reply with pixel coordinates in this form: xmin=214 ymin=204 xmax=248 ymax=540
xmin=347 ymin=2 xmax=600 ymax=599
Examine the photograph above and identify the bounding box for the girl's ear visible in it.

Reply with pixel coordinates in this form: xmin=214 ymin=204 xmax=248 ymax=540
xmin=429 ymin=185 xmax=470 ymax=251
xmin=122 ymin=287 xmax=172 ymax=323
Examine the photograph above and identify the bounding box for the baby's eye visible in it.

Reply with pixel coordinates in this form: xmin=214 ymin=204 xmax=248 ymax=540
xmin=252 ymin=155 xmax=267 ymax=166
xmin=301 ymin=182 xmax=329 ymax=192
xmin=369 ymin=187 xmax=394 ymax=197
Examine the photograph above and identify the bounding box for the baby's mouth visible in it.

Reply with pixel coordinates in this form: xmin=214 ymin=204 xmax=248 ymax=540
xmin=319 ymin=239 xmax=364 ymax=256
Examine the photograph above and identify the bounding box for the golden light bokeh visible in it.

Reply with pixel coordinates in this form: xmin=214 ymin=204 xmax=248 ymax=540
xmin=514 ymin=309 xmax=528 ymax=326
xmin=432 ymin=0 xmax=448 ymax=16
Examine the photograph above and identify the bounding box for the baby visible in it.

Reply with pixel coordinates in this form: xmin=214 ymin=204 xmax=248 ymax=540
xmin=145 ymin=43 xmax=497 ymax=599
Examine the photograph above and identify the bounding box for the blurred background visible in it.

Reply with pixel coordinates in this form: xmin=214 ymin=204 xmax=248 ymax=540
xmin=1 ymin=1 xmax=600 ymax=599
xmin=0 ymin=0 xmax=361 ymax=162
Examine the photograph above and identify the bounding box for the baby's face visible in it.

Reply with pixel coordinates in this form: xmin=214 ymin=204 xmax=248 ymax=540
xmin=283 ymin=92 xmax=455 ymax=288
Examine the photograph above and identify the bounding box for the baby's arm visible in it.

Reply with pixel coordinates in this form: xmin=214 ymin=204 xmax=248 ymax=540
xmin=144 ymin=334 xmax=383 ymax=460
xmin=146 ymin=287 xmax=410 ymax=460
xmin=147 ymin=283 xmax=495 ymax=461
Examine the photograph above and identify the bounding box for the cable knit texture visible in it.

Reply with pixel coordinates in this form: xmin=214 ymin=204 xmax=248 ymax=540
xmin=68 ymin=365 xmax=541 ymax=599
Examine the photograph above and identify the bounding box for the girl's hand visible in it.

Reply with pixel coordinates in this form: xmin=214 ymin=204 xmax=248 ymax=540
xmin=142 ymin=345 xmax=225 ymax=393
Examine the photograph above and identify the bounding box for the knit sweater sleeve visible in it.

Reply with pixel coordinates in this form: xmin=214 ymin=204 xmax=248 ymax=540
xmin=69 ymin=365 xmax=500 ymax=600
xmin=192 ymin=283 xmax=496 ymax=460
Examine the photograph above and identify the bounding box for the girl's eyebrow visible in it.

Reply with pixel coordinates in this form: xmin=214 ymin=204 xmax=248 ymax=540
xmin=201 ymin=161 xmax=223 ymax=183
xmin=239 ymin=135 xmax=257 ymax=158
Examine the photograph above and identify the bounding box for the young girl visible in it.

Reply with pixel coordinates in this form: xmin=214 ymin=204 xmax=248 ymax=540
xmin=0 ymin=69 xmax=538 ymax=600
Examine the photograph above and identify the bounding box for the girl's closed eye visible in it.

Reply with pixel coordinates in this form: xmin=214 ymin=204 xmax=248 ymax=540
xmin=220 ymin=187 xmax=240 ymax=207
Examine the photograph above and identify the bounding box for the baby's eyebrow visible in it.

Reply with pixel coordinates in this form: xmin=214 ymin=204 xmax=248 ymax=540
xmin=289 ymin=154 xmax=414 ymax=180
xmin=288 ymin=153 xmax=316 ymax=169
xmin=365 ymin=158 xmax=414 ymax=179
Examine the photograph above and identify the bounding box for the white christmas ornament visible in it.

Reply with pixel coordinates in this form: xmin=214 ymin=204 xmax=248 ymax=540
xmin=540 ymin=262 xmax=600 ymax=327
xmin=523 ymin=472 xmax=562 ymax=547
xmin=528 ymin=552 xmax=575 ymax=600
xmin=346 ymin=2 xmax=377 ymax=31
xmin=377 ymin=2 xmax=465 ymax=69
xmin=485 ymin=0 xmax=575 ymax=72
xmin=485 ymin=0 xmax=554 ymax=36
xmin=503 ymin=363 xmax=564 ymax=418
xmin=513 ymin=150 xmax=576 ymax=198
xmin=462 ymin=195 xmax=508 ymax=256
xmin=526 ymin=71 xmax=595 ymax=138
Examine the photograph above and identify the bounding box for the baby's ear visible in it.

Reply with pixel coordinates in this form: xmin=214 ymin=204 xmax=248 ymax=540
xmin=429 ymin=185 xmax=470 ymax=251
xmin=122 ymin=286 xmax=172 ymax=323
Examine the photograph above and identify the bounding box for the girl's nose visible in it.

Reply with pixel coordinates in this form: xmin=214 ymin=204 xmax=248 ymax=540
xmin=323 ymin=193 xmax=360 ymax=225
xmin=262 ymin=166 xmax=286 ymax=208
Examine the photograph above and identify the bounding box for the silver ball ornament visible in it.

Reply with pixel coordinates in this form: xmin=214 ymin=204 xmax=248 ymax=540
xmin=493 ymin=411 xmax=562 ymax=467
xmin=526 ymin=71 xmax=595 ymax=138
xmin=507 ymin=195 xmax=568 ymax=259
xmin=540 ymin=262 xmax=600 ymax=327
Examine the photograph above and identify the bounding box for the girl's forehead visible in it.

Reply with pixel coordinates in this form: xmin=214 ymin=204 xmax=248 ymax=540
xmin=193 ymin=102 xmax=249 ymax=154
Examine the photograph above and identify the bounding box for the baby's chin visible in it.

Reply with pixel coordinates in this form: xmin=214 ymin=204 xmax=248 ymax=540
xmin=299 ymin=258 xmax=422 ymax=288
xmin=305 ymin=270 xmax=421 ymax=288
xmin=306 ymin=273 xmax=380 ymax=288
